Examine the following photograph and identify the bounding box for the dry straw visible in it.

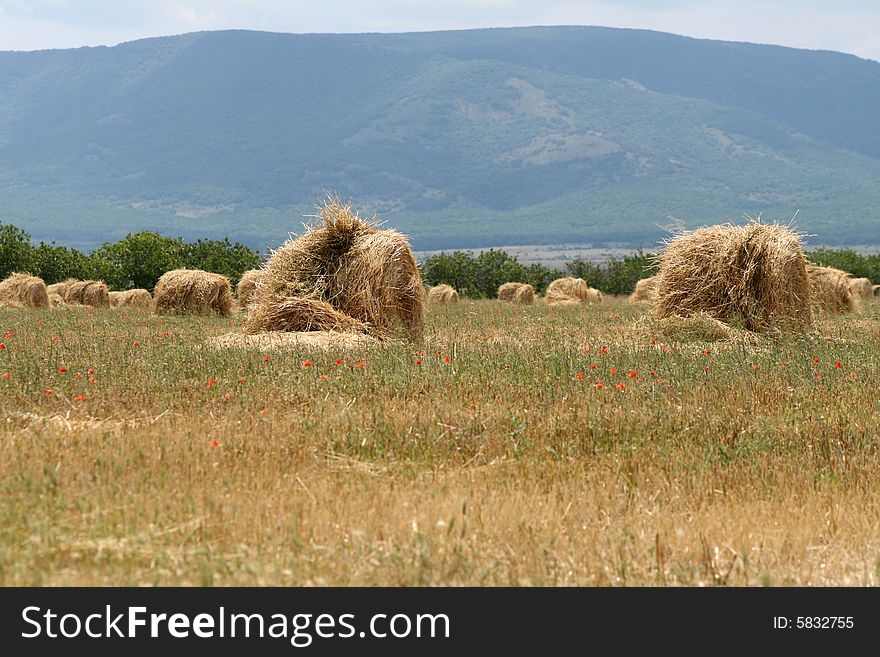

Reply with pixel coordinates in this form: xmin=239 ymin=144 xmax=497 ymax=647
xmin=806 ymin=265 xmax=856 ymax=314
xmin=48 ymin=293 xmax=65 ymax=308
xmin=153 ymin=269 xmax=234 ymax=315
xmin=109 ymin=289 xmax=152 ymax=309
xmin=427 ymin=284 xmax=460 ymax=304
xmin=246 ymin=198 xmax=425 ymax=341
xmin=236 ymin=269 xmax=264 ymax=308
xmin=208 ymin=330 xmax=380 ymax=352
xmin=497 ymin=282 xmax=535 ymax=305
xmin=0 ymin=273 xmax=49 ymax=309
xmin=47 ymin=278 xmax=110 ymax=307
xmin=653 ymin=222 xmax=812 ymax=333
xmin=848 ymin=277 xmax=874 ymax=302
xmin=628 ymin=275 xmax=659 ymax=304
xmin=545 ymin=276 xmax=602 ymax=306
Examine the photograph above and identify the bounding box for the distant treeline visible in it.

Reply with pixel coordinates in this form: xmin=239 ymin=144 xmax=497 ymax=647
xmin=420 ymin=249 xmax=660 ymax=297
xmin=420 ymin=247 xmax=880 ymax=297
xmin=0 ymin=224 xmax=260 ymax=291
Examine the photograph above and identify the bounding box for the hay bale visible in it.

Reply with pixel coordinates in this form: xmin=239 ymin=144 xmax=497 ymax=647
xmin=207 ymin=330 xmax=381 ymax=352
xmin=806 ymin=265 xmax=856 ymax=314
xmin=497 ymin=282 xmax=536 ymax=305
xmin=427 ymin=284 xmax=460 ymax=304
xmin=874 ymin=284 xmax=880 ymax=298
xmin=848 ymin=277 xmax=874 ymax=301
xmin=653 ymin=222 xmax=812 ymax=332
xmin=545 ymin=277 xmax=602 ymax=305
xmin=49 ymin=278 xmax=110 ymax=307
xmin=246 ymin=199 xmax=425 ymax=340
xmin=49 ymin=293 xmax=65 ymax=308
xmin=628 ymin=275 xmax=659 ymax=304
xmin=236 ymin=269 xmax=264 ymax=308
xmin=0 ymin=273 xmax=50 ymax=309
xmin=109 ymin=289 xmax=152 ymax=309
xmin=153 ymin=269 xmax=234 ymax=315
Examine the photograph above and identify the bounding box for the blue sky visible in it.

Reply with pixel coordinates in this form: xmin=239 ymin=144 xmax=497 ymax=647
xmin=1 ymin=1 xmax=878 ymax=62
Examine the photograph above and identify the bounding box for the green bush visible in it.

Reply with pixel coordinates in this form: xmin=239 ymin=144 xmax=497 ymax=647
xmin=0 ymin=224 xmax=34 ymax=279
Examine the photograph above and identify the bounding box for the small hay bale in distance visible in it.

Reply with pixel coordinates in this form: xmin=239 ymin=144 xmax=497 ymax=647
xmin=497 ymin=282 xmax=535 ymax=304
xmin=628 ymin=275 xmax=659 ymax=304
xmin=236 ymin=269 xmax=264 ymax=308
xmin=246 ymin=199 xmax=425 ymax=341
xmin=48 ymin=293 xmax=65 ymax=308
xmin=545 ymin=276 xmax=602 ymax=306
xmin=153 ymin=269 xmax=234 ymax=316
xmin=109 ymin=289 xmax=152 ymax=309
xmin=848 ymin=277 xmax=874 ymax=302
xmin=48 ymin=278 xmax=110 ymax=307
xmin=0 ymin=273 xmax=50 ymax=309
xmin=653 ymin=222 xmax=812 ymax=332
xmin=806 ymin=265 xmax=857 ymax=314
xmin=427 ymin=284 xmax=460 ymax=304
xmin=874 ymin=284 xmax=880 ymax=298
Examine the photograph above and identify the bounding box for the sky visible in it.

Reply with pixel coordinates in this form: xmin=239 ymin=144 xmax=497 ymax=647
xmin=0 ymin=0 xmax=879 ymax=63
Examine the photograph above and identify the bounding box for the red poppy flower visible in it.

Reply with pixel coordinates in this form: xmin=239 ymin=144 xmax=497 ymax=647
xmin=334 ymin=359 xmax=342 ymax=365
xmin=595 ymin=382 xmax=604 ymax=389
xmin=207 ymin=379 xmax=216 ymax=389
xmin=263 ymin=355 xmax=270 ymax=361
xmin=45 ymin=389 xmax=54 ymax=396
xmin=358 ymin=361 xmax=366 ymax=368
xmin=834 ymin=361 xmax=841 ymax=368
xmin=59 ymin=366 xmax=67 ymax=373
xmin=1 ymin=373 xmax=9 ymax=379
xmin=576 ymin=373 xmax=585 ymax=379
xmin=628 ymin=370 xmax=637 ymax=378
xmin=616 ymin=383 xmax=625 ymax=390
xmin=210 ymin=440 xmax=220 ymax=447
xmin=74 ymin=395 xmax=86 ymax=402
xmin=812 ymin=357 xmax=820 ymax=365
xmin=850 ymin=372 xmax=857 ymax=379
xmin=303 ymin=360 xmax=312 ymax=367
xmin=132 ymin=341 xmax=140 ymax=347
xmin=415 ymin=359 xmax=421 ymax=365
xmin=609 ymin=367 xmax=617 ymax=374
xmin=752 ymin=365 xmax=760 ymax=371
xmin=443 ymin=356 xmax=450 ymax=363
xmin=87 ymin=369 xmax=94 ymax=375
xmin=0 ymin=344 xmax=5 ymax=350
xmin=703 ymin=349 xmax=710 ymax=355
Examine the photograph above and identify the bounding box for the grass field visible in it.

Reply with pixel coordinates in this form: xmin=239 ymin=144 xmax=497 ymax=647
xmin=1 ymin=298 xmax=878 ymax=586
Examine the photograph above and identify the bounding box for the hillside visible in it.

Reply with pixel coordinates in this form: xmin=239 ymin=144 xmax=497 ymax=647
xmin=1 ymin=27 xmax=879 ymax=251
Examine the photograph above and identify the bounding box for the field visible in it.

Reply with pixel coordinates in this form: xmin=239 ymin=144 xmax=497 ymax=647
xmin=1 ymin=298 xmax=879 ymax=586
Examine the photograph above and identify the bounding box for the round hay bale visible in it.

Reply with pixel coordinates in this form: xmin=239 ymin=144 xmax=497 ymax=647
xmin=427 ymin=284 xmax=460 ymax=304
xmin=49 ymin=293 xmax=65 ymax=308
xmin=0 ymin=273 xmax=49 ymax=309
xmin=653 ymin=222 xmax=812 ymax=333
xmin=848 ymin=277 xmax=874 ymax=301
xmin=806 ymin=265 xmax=856 ymax=314
xmin=497 ymin=282 xmax=535 ymax=304
xmin=545 ymin=277 xmax=602 ymax=305
xmin=874 ymin=284 xmax=880 ymax=298
xmin=52 ymin=279 xmax=110 ymax=307
xmin=628 ymin=275 xmax=659 ymax=304
xmin=236 ymin=269 xmax=264 ymax=308
xmin=109 ymin=289 xmax=152 ymax=309
xmin=153 ymin=269 xmax=234 ymax=316
xmin=246 ymin=199 xmax=425 ymax=341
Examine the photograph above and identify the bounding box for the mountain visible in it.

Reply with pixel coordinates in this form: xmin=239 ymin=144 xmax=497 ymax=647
xmin=1 ymin=27 xmax=879 ymax=252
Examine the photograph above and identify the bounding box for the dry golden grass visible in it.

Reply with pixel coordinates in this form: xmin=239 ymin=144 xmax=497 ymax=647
xmin=1 ymin=299 xmax=878 ymax=586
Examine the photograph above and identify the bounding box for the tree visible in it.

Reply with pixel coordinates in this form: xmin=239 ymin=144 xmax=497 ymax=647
xmin=183 ymin=238 xmax=261 ymax=287
xmin=420 ymin=251 xmax=477 ymax=296
xmin=31 ymin=242 xmax=96 ymax=284
xmin=92 ymin=232 xmax=185 ymax=291
xmin=0 ymin=224 xmax=34 ymax=279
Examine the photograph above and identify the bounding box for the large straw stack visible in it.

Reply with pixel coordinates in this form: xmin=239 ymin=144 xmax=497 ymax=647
xmin=427 ymin=284 xmax=460 ymax=304
xmin=544 ymin=277 xmax=601 ymax=306
xmin=628 ymin=275 xmax=659 ymax=304
xmin=806 ymin=265 xmax=857 ymax=314
xmin=848 ymin=277 xmax=873 ymax=302
xmin=246 ymin=199 xmax=425 ymax=341
xmin=497 ymin=282 xmax=535 ymax=305
xmin=653 ymin=222 xmax=812 ymax=332
xmin=153 ymin=269 xmax=234 ymax=315
xmin=236 ymin=269 xmax=264 ymax=308
xmin=109 ymin=289 xmax=152 ymax=309
xmin=0 ymin=273 xmax=50 ymax=309
xmin=47 ymin=278 xmax=110 ymax=307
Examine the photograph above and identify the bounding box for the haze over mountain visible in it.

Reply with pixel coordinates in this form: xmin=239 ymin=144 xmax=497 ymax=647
xmin=1 ymin=26 xmax=879 ymax=252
